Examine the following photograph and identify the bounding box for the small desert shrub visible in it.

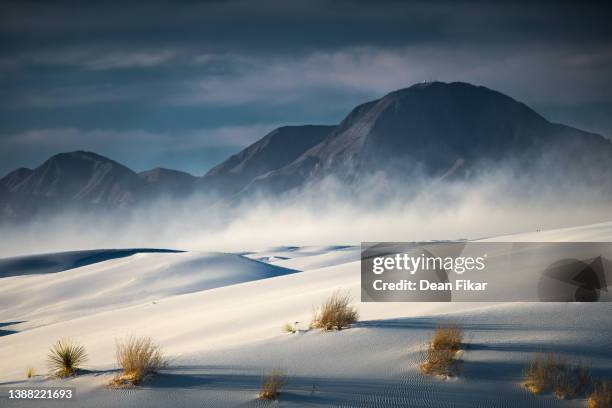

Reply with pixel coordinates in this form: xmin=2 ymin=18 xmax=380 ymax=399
xmin=420 ymin=348 xmax=460 ymax=377
xmin=524 ymin=353 xmax=561 ymax=395
xmin=419 ymin=324 xmax=464 ymax=377
xmin=282 ymin=322 xmax=296 ymax=334
xmin=258 ymin=370 xmax=286 ymax=400
xmin=311 ymin=290 xmax=358 ymax=331
xmin=523 ymin=353 xmax=591 ymax=399
xmin=553 ymin=362 xmax=591 ymax=399
xmin=588 ymin=380 xmax=612 ymax=408
xmin=47 ymin=339 xmax=88 ymax=378
xmin=111 ymin=336 xmax=165 ymax=387
xmin=25 ymin=367 xmax=35 ymax=379
xmin=431 ymin=324 xmax=463 ymax=352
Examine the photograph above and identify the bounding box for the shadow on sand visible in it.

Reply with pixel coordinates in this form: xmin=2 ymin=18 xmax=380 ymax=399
xmin=0 ymin=321 xmax=24 ymax=337
xmin=141 ymin=366 xmax=395 ymax=406
xmin=0 ymin=248 xmax=185 ymax=278
xmin=356 ymin=317 xmax=518 ymax=332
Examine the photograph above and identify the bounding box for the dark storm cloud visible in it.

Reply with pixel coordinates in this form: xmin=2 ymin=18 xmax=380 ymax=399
xmin=2 ymin=1 xmax=611 ymax=53
xmin=0 ymin=0 xmax=611 ymax=176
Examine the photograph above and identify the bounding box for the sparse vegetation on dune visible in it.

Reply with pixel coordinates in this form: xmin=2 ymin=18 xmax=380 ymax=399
xmin=588 ymin=380 xmax=612 ymax=408
xmin=110 ymin=336 xmax=166 ymax=387
xmin=47 ymin=339 xmax=88 ymax=378
xmin=554 ymin=363 xmax=592 ymax=400
xmin=258 ymin=370 xmax=286 ymax=400
xmin=25 ymin=367 xmax=35 ymax=379
xmin=282 ymin=322 xmax=297 ymax=334
xmin=523 ymin=353 xmax=591 ymax=399
xmin=420 ymin=324 xmax=464 ymax=377
xmin=311 ymin=290 xmax=358 ymax=331
xmin=524 ymin=353 xmax=562 ymax=395
xmin=431 ymin=324 xmax=463 ymax=352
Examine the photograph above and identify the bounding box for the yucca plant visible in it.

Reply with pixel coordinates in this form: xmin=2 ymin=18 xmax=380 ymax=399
xmin=283 ymin=323 xmax=296 ymax=333
xmin=47 ymin=339 xmax=88 ymax=378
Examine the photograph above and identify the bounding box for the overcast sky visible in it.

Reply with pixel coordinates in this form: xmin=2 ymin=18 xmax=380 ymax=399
xmin=1 ymin=0 xmax=611 ymax=176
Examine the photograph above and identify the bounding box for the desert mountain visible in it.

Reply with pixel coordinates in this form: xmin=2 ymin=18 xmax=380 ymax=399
xmin=0 ymin=152 xmax=195 ymax=221
xmin=2 ymin=82 xmax=612 ymax=222
xmin=0 ymin=151 xmax=144 ymax=219
xmin=242 ymin=82 xmax=612 ymax=193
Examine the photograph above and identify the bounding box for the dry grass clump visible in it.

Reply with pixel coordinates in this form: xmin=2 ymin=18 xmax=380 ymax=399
xmin=258 ymin=370 xmax=286 ymax=400
xmin=47 ymin=339 xmax=88 ymax=378
xmin=110 ymin=336 xmax=166 ymax=387
xmin=523 ymin=353 xmax=591 ymax=399
xmin=524 ymin=353 xmax=562 ymax=395
xmin=25 ymin=367 xmax=35 ymax=379
xmin=554 ymin=363 xmax=591 ymax=400
xmin=420 ymin=324 xmax=464 ymax=377
xmin=311 ymin=290 xmax=358 ymax=331
xmin=431 ymin=324 xmax=463 ymax=352
xmin=588 ymin=380 xmax=612 ymax=408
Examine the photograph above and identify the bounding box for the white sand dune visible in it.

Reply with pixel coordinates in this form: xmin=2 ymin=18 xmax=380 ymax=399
xmin=0 ymin=251 xmax=298 ymax=331
xmin=1 ymin=222 xmax=611 ymax=407
xmin=479 ymin=221 xmax=612 ymax=242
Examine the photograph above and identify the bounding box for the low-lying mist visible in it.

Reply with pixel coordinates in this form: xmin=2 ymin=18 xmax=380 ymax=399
xmin=1 ymin=158 xmax=610 ymax=258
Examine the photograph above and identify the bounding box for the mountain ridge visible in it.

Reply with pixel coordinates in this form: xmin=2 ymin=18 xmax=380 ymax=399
xmin=198 ymin=124 xmax=334 ymax=195
xmin=2 ymin=81 xmax=612 ymax=222
xmin=240 ymin=81 xmax=611 ymax=194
